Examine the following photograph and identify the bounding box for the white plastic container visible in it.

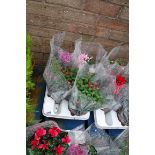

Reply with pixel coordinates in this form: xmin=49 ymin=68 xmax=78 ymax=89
xmin=94 ymin=109 xmax=128 ymax=129
xmin=42 ymin=88 xmax=90 ymax=120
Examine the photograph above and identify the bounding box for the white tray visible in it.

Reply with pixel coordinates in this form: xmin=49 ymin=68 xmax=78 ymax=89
xmin=94 ymin=109 xmax=128 ymax=129
xmin=42 ymin=89 xmax=90 ymax=120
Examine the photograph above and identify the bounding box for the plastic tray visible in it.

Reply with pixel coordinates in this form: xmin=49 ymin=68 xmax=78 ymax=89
xmin=42 ymin=88 xmax=90 ymax=120
xmin=94 ymin=109 xmax=128 ymax=129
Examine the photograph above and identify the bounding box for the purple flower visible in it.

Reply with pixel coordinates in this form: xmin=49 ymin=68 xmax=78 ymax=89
xmin=67 ymin=144 xmax=87 ymax=155
xmin=58 ymin=50 xmax=72 ymax=63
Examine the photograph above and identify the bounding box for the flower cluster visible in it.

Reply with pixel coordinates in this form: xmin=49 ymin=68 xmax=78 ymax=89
xmin=67 ymin=144 xmax=87 ymax=155
xmin=78 ymin=53 xmax=92 ymax=67
xmin=58 ymin=50 xmax=72 ymax=64
xmin=114 ymin=74 xmax=126 ymax=94
xmin=28 ymin=126 xmax=71 ymax=155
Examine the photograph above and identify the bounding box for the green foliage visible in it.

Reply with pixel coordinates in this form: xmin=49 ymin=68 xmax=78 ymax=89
xmin=88 ymin=58 xmax=95 ymax=65
xmin=61 ymin=67 xmax=78 ymax=87
xmin=76 ymin=74 xmax=103 ymax=103
xmin=27 ymin=127 xmax=69 ymax=155
xmin=26 ymin=33 xmax=35 ymax=112
xmin=88 ymin=145 xmax=97 ymax=155
xmin=109 ymin=58 xmax=127 ymax=66
xmin=119 ymin=140 xmax=129 ymax=155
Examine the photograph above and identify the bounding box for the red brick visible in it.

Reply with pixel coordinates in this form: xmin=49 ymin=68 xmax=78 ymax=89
xmin=109 ymin=30 xmax=128 ymax=42
xmin=27 ymin=13 xmax=96 ymax=36
xmin=83 ymin=0 xmax=100 ymax=14
xmin=43 ymin=53 xmax=50 ymax=60
xmin=27 ymin=14 xmax=48 ymax=27
xmin=84 ymin=0 xmax=121 ymax=17
xmin=45 ymin=0 xmax=84 ymax=9
xmin=95 ymin=27 xmax=111 ymax=39
xmin=27 ymin=1 xmax=63 ymax=19
xmin=33 ymin=59 xmax=47 ymax=66
xmin=27 ymin=2 xmax=43 ymax=15
xmin=27 ymin=1 xmax=97 ymax=25
xmin=80 ymin=34 xmax=95 ymax=42
xmin=31 ymin=52 xmax=43 ymax=59
xmin=94 ymin=37 xmax=121 ymax=49
xmin=42 ymin=38 xmax=75 ymax=52
xmin=27 ymin=25 xmax=59 ymax=38
xmin=31 ymin=44 xmax=43 ymax=53
xmin=62 ymin=7 xmax=98 ymax=25
xmin=119 ymin=7 xmax=129 ymax=20
xmin=108 ymin=0 xmax=129 ymax=6
xmin=43 ymin=46 xmax=51 ymax=53
xmin=98 ymin=16 xmax=128 ymax=32
xmin=65 ymin=22 xmax=96 ymax=36
xmin=31 ymin=36 xmax=42 ymax=46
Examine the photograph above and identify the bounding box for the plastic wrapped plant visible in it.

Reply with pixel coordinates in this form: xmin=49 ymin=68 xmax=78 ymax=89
xmin=43 ymin=33 xmax=78 ymax=104
xmin=27 ymin=125 xmax=71 ymax=155
xmin=66 ymin=144 xmax=88 ymax=155
xmin=68 ymin=63 xmax=106 ymax=116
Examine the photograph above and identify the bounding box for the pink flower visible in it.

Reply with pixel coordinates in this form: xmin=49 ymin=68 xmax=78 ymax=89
xmin=77 ymin=53 xmax=92 ymax=67
xmin=34 ymin=133 xmax=40 ymax=141
xmin=48 ymin=127 xmax=60 ymax=137
xmin=55 ymin=145 xmax=64 ymax=155
xmin=31 ymin=139 xmax=39 ymax=150
xmin=61 ymin=136 xmax=71 ymax=144
xmin=37 ymin=140 xmax=50 ymax=150
xmin=58 ymin=51 xmax=72 ymax=63
xmin=35 ymin=128 xmax=46 ymax=137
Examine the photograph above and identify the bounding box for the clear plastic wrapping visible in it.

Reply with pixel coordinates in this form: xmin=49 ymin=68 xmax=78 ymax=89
xmin=99 ymin=45 xmax=129 ymax=125
xmin=43 ymin=32 xmax=78 ymax=103
xmin=68 ymin=64 xmax=107 ymax=116
xmin=43 ymin=32 xmax=129 ymax=119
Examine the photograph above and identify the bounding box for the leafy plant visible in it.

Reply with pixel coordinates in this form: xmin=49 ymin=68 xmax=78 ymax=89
xmin=61 ymin=67 xmax=78 ymax=87
xmin=76 ymin=74 xmax=103 ymax=102
xmin=26 ymin=33 xmax=35 ymax=111
xmin=27 ymin=127 xmax=70 ymax=155
xmin=88 ymin=145 xmax=97 ymax=155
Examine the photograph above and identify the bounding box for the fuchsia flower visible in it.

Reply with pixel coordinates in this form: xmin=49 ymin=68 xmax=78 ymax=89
xmin=61 ymin=136 xmax=71 ymax=144
xmin=58 ymin=51 xmax=72 ymax=63
xmin=77 ymin=53 xmax=92 ymax=67
xmin=114 ymin=74 xmax=126 ymax=94
xmin=48 ymin=127 xmax=60 ymax=137
xmin=55 ymin=145 xmax=64 ymax=155
xmin=37 ymin=140 xmax=50 ymax=150
xmin=31 ymin=139 xmax=39 ymax=150
xmin=35 ymin=128 xmax=46 ymax=137
xmin=34 ymin=133 xmax=40 ymax=141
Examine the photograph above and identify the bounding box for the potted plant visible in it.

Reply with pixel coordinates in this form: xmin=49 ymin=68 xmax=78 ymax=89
xmin=26 ymin=121 xmax=71 ymax=155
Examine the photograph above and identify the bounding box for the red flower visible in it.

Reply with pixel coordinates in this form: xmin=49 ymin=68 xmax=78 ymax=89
xmin=31 ymin=139 xmax=39 ymax=150
xmin=37 ymin=140 xmax=49 ymax=150
xmin=35 ymin=128 xmax=46 ymax=137
xmin=34 ymin=133 xmax=40 ymax=141
xmin=62 ymin=136 xmax=71 ymax=144
xmin=116 ymin=74 xmax=126 ymax=86
xmin=55 ymin=145 xmax=64 ymax=155
xmin=48 ymin=127 xmax=60 ymax=137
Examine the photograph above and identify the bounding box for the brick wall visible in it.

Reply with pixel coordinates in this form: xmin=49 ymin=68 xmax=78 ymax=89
xmin=27 ymin=0 xmax=129 ymax=68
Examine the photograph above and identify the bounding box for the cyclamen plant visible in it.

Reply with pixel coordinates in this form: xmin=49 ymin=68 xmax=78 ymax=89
xmin=61 ymin=67 xmax=78 ymax=87
xmin=76 ymin=74 xmax=103 ymax=102
xmin=27 ymin=127 xmax=71 ymax=155
xmin=77 ymin=53 xmax=92 ymax=67
xmin=58 ymin=50 xmax=72 ymax=64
